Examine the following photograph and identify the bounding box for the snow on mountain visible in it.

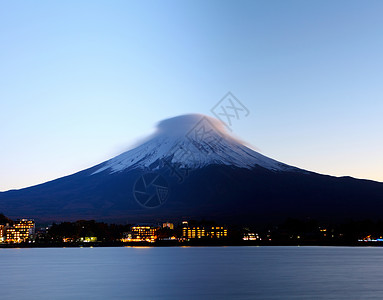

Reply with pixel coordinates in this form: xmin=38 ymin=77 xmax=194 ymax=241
xmin=92 ymin=114 xmax=298 ymax=175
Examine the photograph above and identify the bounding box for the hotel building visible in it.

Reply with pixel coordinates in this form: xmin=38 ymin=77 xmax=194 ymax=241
xmin=0 ymin=225 xmax=5 ymax=242
xmin=122 ymin=224 xmax=160 ymax=243
xmin=5 ymin=219 xmax=35 ymax=243
xmin=182 ymin=222 xmax=228 ymax=240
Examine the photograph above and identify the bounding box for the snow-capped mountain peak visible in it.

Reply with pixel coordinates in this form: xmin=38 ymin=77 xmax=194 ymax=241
xmin=92 ymin=114 xmax=297 ymax=174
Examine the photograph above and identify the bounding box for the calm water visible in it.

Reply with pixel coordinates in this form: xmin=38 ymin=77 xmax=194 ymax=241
xmin=1 ymin=246 xmax=383 ymax=299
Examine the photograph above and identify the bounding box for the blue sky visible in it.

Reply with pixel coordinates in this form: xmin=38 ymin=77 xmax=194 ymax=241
xmin=1 ymin=0 xmax=382 ymax=191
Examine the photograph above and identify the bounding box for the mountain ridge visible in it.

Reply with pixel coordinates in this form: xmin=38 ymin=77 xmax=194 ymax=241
xmin=92 ymin=114 xmax=300 ymax=175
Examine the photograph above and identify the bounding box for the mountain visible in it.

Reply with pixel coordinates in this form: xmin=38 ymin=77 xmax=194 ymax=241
xmin=1 ymin=113 xmax=383 ymax=225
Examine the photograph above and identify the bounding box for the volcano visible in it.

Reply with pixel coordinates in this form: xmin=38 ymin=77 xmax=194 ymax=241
xmin=1 ymin=114 xmax=383 ymax=224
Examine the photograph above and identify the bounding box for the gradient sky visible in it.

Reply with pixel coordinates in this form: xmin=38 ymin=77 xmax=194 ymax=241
xmin=1 ymin=0 xmax=382 ymax=191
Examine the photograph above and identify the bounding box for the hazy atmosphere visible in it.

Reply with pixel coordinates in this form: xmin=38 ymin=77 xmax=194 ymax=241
xmin=1 ymin=0 xmax=382 ymax=191
xmin=2 ymin=2 xmax=383 ymax=300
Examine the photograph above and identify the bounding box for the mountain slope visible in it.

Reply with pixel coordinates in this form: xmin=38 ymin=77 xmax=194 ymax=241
xmin=92 ymin=114 xmax=299 ymax=174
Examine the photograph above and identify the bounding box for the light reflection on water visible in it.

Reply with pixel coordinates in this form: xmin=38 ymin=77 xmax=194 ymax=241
xmin=1 ymin=246 xmax=383 ymax=300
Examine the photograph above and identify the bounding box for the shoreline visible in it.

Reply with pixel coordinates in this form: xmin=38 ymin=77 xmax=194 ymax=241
xmin=1 ymin=240 xmax=382 ymax=248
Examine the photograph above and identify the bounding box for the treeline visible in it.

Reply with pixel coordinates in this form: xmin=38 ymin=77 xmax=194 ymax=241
xmin=4 ymin=212 xmax=383 ymax=246
xmin=0 ymin=213 xmax=13 ymax=225
xmin=42 ymin=220 xmax=131 ymax=243
xmin=265 ymin=218 xmax=383 ymax=243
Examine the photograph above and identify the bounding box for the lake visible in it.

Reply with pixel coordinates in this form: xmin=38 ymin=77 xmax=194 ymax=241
xmin=1 ymin=246 xmax=382 ymax=299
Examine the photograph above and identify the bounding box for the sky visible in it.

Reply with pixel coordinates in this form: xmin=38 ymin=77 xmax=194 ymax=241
xmin=0 ymin=0 xmax=382 ymax=191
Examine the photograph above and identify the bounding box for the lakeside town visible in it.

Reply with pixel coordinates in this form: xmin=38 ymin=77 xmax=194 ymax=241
xmin=1 ymin=213 xmax=383 ymax=247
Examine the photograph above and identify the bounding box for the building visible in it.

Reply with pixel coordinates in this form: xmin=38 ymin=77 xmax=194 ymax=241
xmin=182 ymin=222 xmax=228 ymax=240
xmin=162 ymin=222 xmax=174 ymax=230
xmin=0 ymin=224 xmax=5 ymax=243
xmin=6 ymin=219 xmax=35 ymax=243
xmin=78 ymin=237 xmax=97 ymax=243
xmin=122 ymin=224 xmax=160 ymax=243
xmin=243 ymin=232 xmax=260 ymax=241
